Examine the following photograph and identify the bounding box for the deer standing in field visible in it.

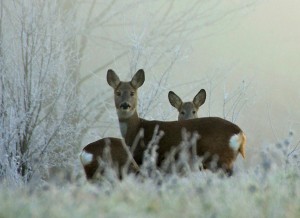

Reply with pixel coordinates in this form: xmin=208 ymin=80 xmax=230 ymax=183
xmin=80 ymin=138 xmax=139 ymax=180
xmin=107 ymin=69 xmax=246 ymax=175
xmin=81 ymin=88 xmax=204 ymax=180
xmin=168 ymin=89 xmax=206 ymax=120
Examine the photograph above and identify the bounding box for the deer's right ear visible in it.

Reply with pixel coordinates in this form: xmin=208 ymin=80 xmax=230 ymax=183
xmin=107 ymin=69 xmax=120 ymax=89
xmin=168 ymin=91 xmax=182 ymax=110
xmin=131 ymin=69 xmax=145 ymax=89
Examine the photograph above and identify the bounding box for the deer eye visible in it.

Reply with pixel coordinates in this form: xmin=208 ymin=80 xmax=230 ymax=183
xmin=130 ymin=92 xmax=135 ymax=96
xmin=180 ymin=111 xmax=185 ymax=115
xmin=192 ymin=111 xmax=196 ymax=114
xmin=116 ymin=91 xmax=121 ymax=96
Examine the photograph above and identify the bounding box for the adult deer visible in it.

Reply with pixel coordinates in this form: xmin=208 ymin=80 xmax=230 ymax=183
xmin=107 ymin=69 xmax=246 ymax=175
xmin=80 ymin=89 xmax=206 ymax=180
xmin=80 ymin=138 xmax=139 ymax=180
xmin=168 ymin=89 xmax=206 ymax=120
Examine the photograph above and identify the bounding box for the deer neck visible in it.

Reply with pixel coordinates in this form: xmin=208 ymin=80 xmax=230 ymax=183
xmin=118 ymin=110 xmax=141 ymax=146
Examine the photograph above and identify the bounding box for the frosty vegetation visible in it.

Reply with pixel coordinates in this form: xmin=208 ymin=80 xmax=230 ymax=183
xmin=0 ymin=132 xmax=299 ymax=217
xmin=0 ymin=0 xmax=87 ymax=184
xmin=0 ymin=0 xmax=299 ymax=217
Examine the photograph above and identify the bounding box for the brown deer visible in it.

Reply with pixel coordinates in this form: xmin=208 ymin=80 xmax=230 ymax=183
xmin=107 ymin=69 xmax=246 ymax=175
xmin=168 ymin=89 xmax=206 ymax=120
xmin=80 ymin=84 xmax=205 ymax=181
xmin=80 ymin=138 xmax=139 ymax=180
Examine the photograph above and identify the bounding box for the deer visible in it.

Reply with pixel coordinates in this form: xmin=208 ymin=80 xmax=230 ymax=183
xmin=106 ymin=69 xmax=246 ymax=176
xmin=80 ymin=82 xmax=205 ymax=181
xmin=168 ymin=89 xmax=206 ymax=120
xmin=80 ymin=137 xmax=139 ymax=180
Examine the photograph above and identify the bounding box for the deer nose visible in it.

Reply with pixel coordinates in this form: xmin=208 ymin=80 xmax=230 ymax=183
xmin=120 ymin=102 xmax=131 ymax=110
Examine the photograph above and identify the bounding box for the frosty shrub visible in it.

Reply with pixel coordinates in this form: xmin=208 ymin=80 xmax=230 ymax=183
xmin=0 ymin=0 xmax=85 ymax=185
xmin=258 ymin=131 xmax=300 ymax=176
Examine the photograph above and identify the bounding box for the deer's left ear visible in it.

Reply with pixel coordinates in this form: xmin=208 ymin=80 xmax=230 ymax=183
xmin=193 ymin=89 xmax=206 ymax=108
xmin=131 ymin=69 xmax=145 ymax=89
xmin=107 ymin=69 xmax=121 ymax=89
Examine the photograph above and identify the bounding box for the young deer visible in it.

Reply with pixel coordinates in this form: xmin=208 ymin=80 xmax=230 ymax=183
xmin=168 ymin=89 xmax=206 ymax=120
xmin=80 ymin=138 xmax=139 ymax=180
xmin=107 ymin=69 xmax=246 ymax=175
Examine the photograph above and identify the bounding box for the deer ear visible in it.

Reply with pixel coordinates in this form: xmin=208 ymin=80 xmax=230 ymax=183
xmin=131 ymin=69 xmax=145 ymax=89
xmin=168 ymin=91 xmax=183 ymax=110
xmin=193 ymin=89 xmax=206 ymax=108
xmin=107 ymin=69 xmax=120 ymax=89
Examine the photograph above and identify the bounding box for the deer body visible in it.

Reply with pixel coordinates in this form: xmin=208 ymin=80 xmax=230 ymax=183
xmin=118 ymin=111 xmax=245 ymax=173
xmin=107 ymin=69 xmax=246 ymax=175
xmin=80 ymin=137 xmax=138 ymax=180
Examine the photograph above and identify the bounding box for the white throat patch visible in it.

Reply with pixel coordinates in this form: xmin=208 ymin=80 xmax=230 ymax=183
xmin=117 ymin=109 xmax=135 ymax=119
xmin=119 ymin=122 xmax=128 ymax=137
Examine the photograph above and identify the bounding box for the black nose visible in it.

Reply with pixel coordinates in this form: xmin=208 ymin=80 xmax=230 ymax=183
xmin=120 ymin=103 xmax=131 ymax=110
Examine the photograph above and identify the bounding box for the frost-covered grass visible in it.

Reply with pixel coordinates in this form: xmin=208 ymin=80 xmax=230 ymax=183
xmin=0 ymin=135 xmax=299 ymax=218
xmin=0 ymin=167 xmax=299 ymax=218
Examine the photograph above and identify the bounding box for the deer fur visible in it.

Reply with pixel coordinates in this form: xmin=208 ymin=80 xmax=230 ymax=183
xmin=80 ymin=137 xmax=139 ymax=180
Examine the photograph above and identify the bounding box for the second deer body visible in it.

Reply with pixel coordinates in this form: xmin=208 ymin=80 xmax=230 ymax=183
xmin=80 ymin=138 xmax=138 ymax=180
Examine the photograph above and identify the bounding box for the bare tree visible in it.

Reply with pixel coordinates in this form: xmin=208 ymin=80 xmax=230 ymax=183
xmin=0 ymin=0 xmax=84 ymax=184
xmin=202 ymin=65 xmax=253 ymax=122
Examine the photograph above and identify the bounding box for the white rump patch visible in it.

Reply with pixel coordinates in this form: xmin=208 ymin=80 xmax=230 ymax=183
xmin=229 ymin=134 xmax=241 ymax=151
xmin=80 ymin=150 xmax=93 ymax=166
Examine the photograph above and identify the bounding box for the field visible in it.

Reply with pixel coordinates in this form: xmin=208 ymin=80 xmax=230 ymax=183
xmin=1 ymin=136 xmax=299 ymax=218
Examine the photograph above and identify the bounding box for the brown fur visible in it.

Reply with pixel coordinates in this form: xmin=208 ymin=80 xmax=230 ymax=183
xmin=134 ymin=117 xmax=242 ymax=170
xmin=80 ymin=138 xmax=139 ymax=180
